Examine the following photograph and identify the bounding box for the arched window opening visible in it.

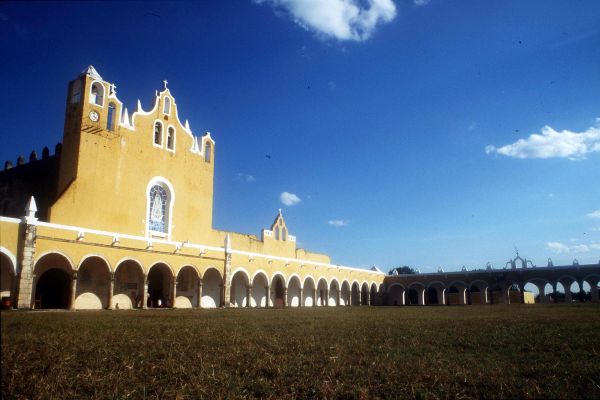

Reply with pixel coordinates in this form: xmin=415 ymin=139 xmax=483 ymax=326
xmin=70 ymin=80 xmax=81 ymax=104
xmin=107 ymin=102 xmax=116 ymax=131
xmin=274 ymin=227 xmax=280 ymax=240
xmin=90 ymin=82 xmax=104 ymax=106
xmin=282 ymin=227 xmax=287 ymax=241
xmin=205 ymin=142 xmax=212 ymax=163
xmin=163 ymin=97 xmax=171 ymax=115
xmin=154 ymin=122 xmax=163 ymax=146
xmin=167 ymin=127 xmax=175 ymax=151
xmin=148 ymin=184 xmax=170 ymax=234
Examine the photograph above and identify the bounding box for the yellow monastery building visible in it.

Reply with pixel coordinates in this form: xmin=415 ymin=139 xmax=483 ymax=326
xmin=0 ymin=66 xmax=385 ymax=310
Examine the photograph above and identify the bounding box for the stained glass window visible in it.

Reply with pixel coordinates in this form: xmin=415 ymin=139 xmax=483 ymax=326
xmin=149 ymin=185 xmax=168 ymax=233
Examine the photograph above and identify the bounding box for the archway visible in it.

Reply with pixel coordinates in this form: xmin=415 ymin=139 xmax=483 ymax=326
xmin=340 ymin=281 xmax=351 ymax=306
xmin=328 ymin=279 xmax=340 ymax=306
xmin=447 ymin=282 xmax=467 ymax=305
xmin=427 ymin=287 xmax=438 ymax=305
xmin=287 ymin=275 xmax=301 ymax=307
xmin=303 ymin=277 xmax=315 ymax=306
xmin=175 ymin=266 xmax=200 ymax=308
xmin=201 ymin=268 xmax=222 ymax=308
xmin=469 ymin=281 xmax=489 ymax=305
xmin=361 ymin=282 xmax=369 ymax=305
xmin=407 ymin=287 xmax=419 ymax=305
xmin=33 ymin=253 xmax=73 ymax=309
xmin=272 ymin=274 xmax=285 ymax=308
xmin=74 ymin=256 xmax=110 ymax=310
xmin=427 ymin=282 xmax=446 ymax=305
xmin=251 ymin=272 xmax=269 ymax=307
xmin=351 ymin=282 xmax=360 ymax=305
xmin=147 ymin=263 xmax=173 ymax=308
xmin=370 ymin=283 xmax=378 ymax=306
xmin=114 ymin=260 xmax=144 ymax=309
xmin=1 ymin=252 xmax=15 ymax=307
xmin=230 ymin=270 xmax=249 ymax=307
xmin=388 ymin=284 xmax=405 ymax=306
xmin=316 ymin=278 xmax=328 ymax=306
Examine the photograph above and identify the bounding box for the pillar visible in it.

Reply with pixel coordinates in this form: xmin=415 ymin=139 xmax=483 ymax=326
xmin=246 ymin=286 xmax=252 ymax=307
xmin=482 ymin=287 xmax=488 ymax=304
xmin=337 ymin=290 xmax=341 ymax=306
xmin=283 ymin=287 xmax=288 ymax=307
xmin=17 ymin=199 xmax=38 ymax=309
xmin=358 ymin=290 xmax=362 ymax=306
xmin=459 ymin=288 xmax=467 ymax=305
xmin=324 ymin=288 xmax=329 ymax=306
xmin=223 ymin=235 xmax=232 ymax=307
xmin=142 ymin=275 xmax=148 ymax=309
xmin=265 ymin=285 xmax=270 ymax=308
xmin=537 ymin=283 xmax=547 ymax=303
xmin=313 ymin=288 xmax=317 ymax=307
xmin=172 ymin=279 xmax=177 ymax=308
xmin=563 ymin=282 xmax=572 ymax=303
xmin=69 ymin=271 xmax=78 ymax=310
xmin=367 ymin=290 xmax=371 ymax=306
xmin=591 ymin=282 xmax=599 ymax=303
xmin=108 ymin=272 xmax=115 ymax=309
xmin=299 ymin=287 xmax=303 ymax=307
xmin=197 ymin=279 xmax=203 ymax=308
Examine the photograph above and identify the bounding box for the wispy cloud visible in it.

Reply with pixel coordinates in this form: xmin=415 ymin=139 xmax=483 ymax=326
xmin=255 ymin=0 xmax=397 ymax=42
xmin=486 ymin=118 xmax=600 ymax=160
xmin=280 ymin=191 xmax=301 ymax=206
xmin=235 ymin=173 xmax=255 ymax=183
xmin=413 ymin=0 xmax=431 ymax=6
xmin=328 ymin=219 xmax=348 ymax=227
xmin=586 ymin=209 xmax=600 ymax=219
xmin=546 ymin=241 xmax=600 ymax=254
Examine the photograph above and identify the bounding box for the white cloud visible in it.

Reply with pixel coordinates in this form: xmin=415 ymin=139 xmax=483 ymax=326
xmin=485 ymin=119 xmax=600 ymax=160
xmin=235 ymin=173 xmax=255 ymax=183
xmin=256 ymin=0 xmax=397 ymax=42
xmin=586 ymin=209 xmax=600 ymax=219
xmin=546 ymin=241 xmax=600 ymax=254
xmin=414 ymin=0 xmax=431 ymax=6
xmin=328 ymin=219 xmax=348 ymax=227
xmin=280 ymin=191 xmax=301 ymax=206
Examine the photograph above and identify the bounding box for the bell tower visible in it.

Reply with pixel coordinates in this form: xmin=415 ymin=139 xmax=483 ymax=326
xmin=58 ymin=66 xmax=122 ymax=197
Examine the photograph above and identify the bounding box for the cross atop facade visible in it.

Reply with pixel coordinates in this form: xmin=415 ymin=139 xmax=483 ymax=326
xmin=163 ymin=79 xmax=168 ymax=89
xmin=109 ymin=83 xmax=117 ymax=95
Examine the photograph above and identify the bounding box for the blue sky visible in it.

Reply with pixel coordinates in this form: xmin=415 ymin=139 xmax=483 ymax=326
xmin=1 ymin=0 xmax=599 ymax=272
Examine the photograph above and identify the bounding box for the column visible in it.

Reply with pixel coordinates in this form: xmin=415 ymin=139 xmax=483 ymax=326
xmin=358 ymin=290 xmax=362 ymax=306
xmin=313 ymin=288 xmax=317 ymax=307
xmin=197 ymin=279 xmax=203 ymax=308
xmin=223 ymin=234 xmax=232 ymax=307
xmin=418 ymin=288 xmax=425 ymax=305
xmin=299 ymin=287 xmax=304 ymax=307
xmin=537 ymin=283 xmax=547 ymax=303
xmin=283 ymin=287 xmax=288 ymax=307
xmin=265 ymin=285 xmax=270 ymax=308
xmin=142 ymin=275 xmax=149 ymax=309
xmin=337 ymin=290 xmax=341 ymax=306
xmin=563 ymin=282 xmax=572 ymax=303
xmin=69 ymin=271 xmax=78 ymax=310
xmin=591 ymin=281 xmax=599 ymax=303
xmin=172 ymin=279 xmax=177 ymax=308
xmin=367 ymin=290 xmax=371 ymax=306
xmin=459 ymin=288 xmax=467 ymax=305
xmin=108 ymin=272 xmax=115 ymax=309
xmin=482 ymin=287 xmax=488 ymax=304
xmin=324 ymin=288 xmax=329 ymax=306
xmin=17 ymin=199 xmax=38 ymax=309
xmin=246 ymin=286 xmax=252 ymax=307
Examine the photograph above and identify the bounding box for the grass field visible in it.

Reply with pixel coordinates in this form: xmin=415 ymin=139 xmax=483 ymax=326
xmin=2 ymin=305 xmax=600 ymax=399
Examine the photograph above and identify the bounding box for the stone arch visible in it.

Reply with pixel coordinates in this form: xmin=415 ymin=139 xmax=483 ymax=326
xmin=302 ymin=276 xmax=316 ymax=306
xmin=114 ymin=259 xmax=144 ymax=309
xmin=287 ymin=275 xmax=302 ymax=307
xmin=251 ymin=271 xmax=269 ymax=307
xmin=230 ymin=268 xmax=250 ymax=308
xmin=340 ymin=280 xmax=351 ymax=306
xmin=175 ymin=265 xmax=200 ymax=308
xmin=426 ymin=281 xmax=446 ymax=305
xmin=360 ymin=282 xmax=369 ymax=305
xmin=271 ymin=273 xmax=286 ymax=308
xmin=407 ymin=282 xmax=426 ymax=305
xmin=33 ymin=252 xmax=75 ymax=309
xmin=370 ymin=282 xmax=378 ymax=305
xmin=469 ymin=279 xmax=490 ymax=305
xmin=523 ymin=278 xmax=550 ymax=303
xmin=147 ymin=262 xmax=174 ymax=308
xmin=583 ymin=274 xmax=600 ymax=303
xmin=388 ymin=283 xmax=405 ymax=306
xmin=201 ymin=267 xmax=222 ymax=308
xmin=447 ymin=280 xmax=468 ymax=305
xmin=74 ymin=255 xmax=111 ymax=310
xmin=316 ymin=277 xmax=328 ymax=306
xmin=0 ymin=248 xmax=17 ymax=306
xmin=328 ymin=278 xmax=340 ymax=306
xmin=351 ymin=281 xmax=361 ymax=306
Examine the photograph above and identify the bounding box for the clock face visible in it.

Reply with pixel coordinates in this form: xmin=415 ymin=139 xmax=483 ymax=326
xmin=89 ymin=110 xmax=99 ymax=122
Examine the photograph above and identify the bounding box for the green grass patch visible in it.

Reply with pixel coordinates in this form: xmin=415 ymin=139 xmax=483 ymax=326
xmin=2 ymin=305 xmax=600 ymax=399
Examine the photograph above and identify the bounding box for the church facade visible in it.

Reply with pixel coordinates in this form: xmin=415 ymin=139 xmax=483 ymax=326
xmin=0 ymin=66 xmax=384 ymax=310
